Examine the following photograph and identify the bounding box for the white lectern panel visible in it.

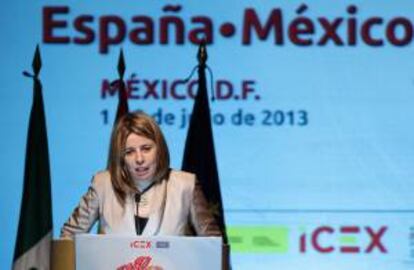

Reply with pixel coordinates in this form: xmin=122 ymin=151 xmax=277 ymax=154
xmin=75 ymin=234 xmax=222 ymax=270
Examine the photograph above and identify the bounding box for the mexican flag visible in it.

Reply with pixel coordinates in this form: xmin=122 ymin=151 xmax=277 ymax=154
xmin=13 ymin=46 xmax=53 ymax=270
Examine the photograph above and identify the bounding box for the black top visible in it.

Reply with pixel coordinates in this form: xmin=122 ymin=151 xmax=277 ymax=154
xmin=135 ymin=215 xmax=148 ymax=235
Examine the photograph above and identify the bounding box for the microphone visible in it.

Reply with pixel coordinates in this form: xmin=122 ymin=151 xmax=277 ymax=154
xmin=135 ymin=193 xmax=141 ymax=205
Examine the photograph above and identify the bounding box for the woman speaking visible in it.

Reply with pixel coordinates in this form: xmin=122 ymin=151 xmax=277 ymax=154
xmin=60 ymin=111 xmax=221 ymax=238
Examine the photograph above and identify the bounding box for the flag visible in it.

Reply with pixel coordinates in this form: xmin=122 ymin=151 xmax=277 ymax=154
xmin=13 ymin=46 xmax=53 ymax=270
xmin=182 ymin=42 xmax=228 ymax=244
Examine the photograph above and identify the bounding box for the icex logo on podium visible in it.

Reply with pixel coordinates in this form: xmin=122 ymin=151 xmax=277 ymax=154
xmin=130 ymin=240 xmax=152 ymax=249
xmin=129 ymin=240 xmax=171 ymax=249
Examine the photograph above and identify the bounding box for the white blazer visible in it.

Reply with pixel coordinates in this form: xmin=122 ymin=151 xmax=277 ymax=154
xmin=61 ymin=170 xmax=221 ymax=238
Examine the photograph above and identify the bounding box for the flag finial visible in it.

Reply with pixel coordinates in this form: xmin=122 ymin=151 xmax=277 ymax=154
xmin=117 ymin=48 xmax=126 ymax=79
xmin=197 ymin=40 xmax=208 ymax=66
xmin=32 ymin=45 xmax=42 ymax=77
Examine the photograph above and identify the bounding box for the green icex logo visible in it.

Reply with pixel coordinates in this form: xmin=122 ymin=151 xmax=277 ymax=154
xmin=228 ymin=226 xmax=289 ymax=253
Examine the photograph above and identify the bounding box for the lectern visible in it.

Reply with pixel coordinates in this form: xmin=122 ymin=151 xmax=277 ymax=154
xmin=52 ymin=235 xmax=228 ymax=270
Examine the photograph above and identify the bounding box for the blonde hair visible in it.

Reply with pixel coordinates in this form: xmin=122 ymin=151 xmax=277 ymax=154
xmin=108 ymin=111 xmax=170 ymax=206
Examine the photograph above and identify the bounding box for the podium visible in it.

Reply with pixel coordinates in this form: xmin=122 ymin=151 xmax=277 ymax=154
xmin=52 ymin=235 xmax=228 ymax=270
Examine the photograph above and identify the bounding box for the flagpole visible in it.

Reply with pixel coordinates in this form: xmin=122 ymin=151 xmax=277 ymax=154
xmin=107 ymin=49 xmax=130 ymax=169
